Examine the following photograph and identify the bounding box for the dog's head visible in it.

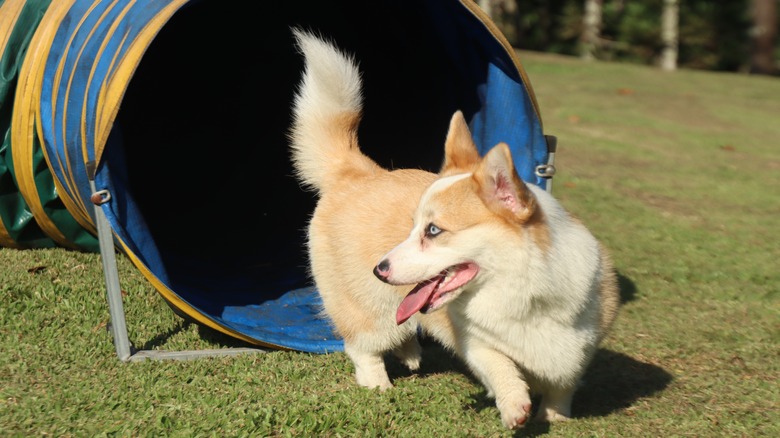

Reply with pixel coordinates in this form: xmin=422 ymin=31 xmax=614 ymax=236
xmin=373 ymin=111 xmax=542 ymax=324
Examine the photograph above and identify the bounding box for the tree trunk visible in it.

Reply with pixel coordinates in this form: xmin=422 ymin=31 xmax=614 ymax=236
xmin=476 ymin=0 xmax=521 ymax=46
xmin=582 ymin=0 xmax=603 ymax=61
xmin=478 ymin=0 xmax=492 ymax=20
xmin=750 ymin=0 xmax=778 ymax=75
xmin=661 ymin=0 xmax=679 ymax=71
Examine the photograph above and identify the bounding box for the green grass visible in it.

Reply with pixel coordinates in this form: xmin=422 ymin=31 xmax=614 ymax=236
xmin=2 ymin=52 xmax=779 ymax=436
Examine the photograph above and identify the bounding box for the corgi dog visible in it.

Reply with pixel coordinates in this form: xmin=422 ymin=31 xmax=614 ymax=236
xmin=289 ymin=28 xmax=620 ymax=429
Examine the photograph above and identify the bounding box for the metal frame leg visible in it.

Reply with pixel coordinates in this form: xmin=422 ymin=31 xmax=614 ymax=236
xmin=88 ymin=176 xmax=264 ymax=362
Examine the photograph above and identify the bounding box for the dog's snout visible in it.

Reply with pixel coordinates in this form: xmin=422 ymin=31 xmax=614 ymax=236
xmin=374 ymin=259 xmax=391 ymax=282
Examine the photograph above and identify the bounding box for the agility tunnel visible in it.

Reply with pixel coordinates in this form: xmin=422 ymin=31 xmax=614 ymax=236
xmin=1 ymin=0 xmax=554 ymax=354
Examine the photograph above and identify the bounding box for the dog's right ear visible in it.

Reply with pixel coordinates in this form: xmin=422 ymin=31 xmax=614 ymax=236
xmin=441 ymin=111 xmax=480 ymax=175
xmin=473 ymin=142 xmax=537 ymax=224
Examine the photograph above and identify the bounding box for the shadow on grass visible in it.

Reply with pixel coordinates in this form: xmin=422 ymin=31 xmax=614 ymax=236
xmin=574 ymin=349 xmax=673 ymax=418
xmin=136 ymin=320 xmax=259 ymax=351
xmin=195 ymin=323 xmax=261 ymax=348
xmin=388 ymin=341 xmax=671 ymax=435
xmin=617 ymin=271 xmax=637 ymax=304
xmin=135 ymin=320 xmax=188 ymax=351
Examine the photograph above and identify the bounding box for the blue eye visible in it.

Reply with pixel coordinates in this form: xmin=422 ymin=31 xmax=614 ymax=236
xmin=425 ymin=223 xmax=443 ymax=238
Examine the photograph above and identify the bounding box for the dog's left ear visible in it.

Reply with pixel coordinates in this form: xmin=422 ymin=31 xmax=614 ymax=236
xmin=474 ymin=143 xmax=537 ymax=223
xmin=441 ymin=111 xmax=481 ymax=175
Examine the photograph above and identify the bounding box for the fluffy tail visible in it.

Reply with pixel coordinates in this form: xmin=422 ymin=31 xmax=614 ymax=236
xmin=289 ymin=28 xmax=379 ymax=194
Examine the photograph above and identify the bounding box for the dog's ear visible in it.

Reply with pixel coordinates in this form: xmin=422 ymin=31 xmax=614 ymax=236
xmin=441 ymin=111 xmax=481 ymax=175
xmin=473 ymin=143 xmax=537 ymax=223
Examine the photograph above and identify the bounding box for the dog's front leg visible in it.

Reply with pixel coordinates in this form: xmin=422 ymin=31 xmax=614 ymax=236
xmin=462 ymin=345 xmax=532 ymax=429
xmin=344 ymin=342 xmax=392 ymax=390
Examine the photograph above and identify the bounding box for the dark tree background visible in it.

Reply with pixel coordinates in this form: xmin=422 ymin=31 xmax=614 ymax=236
xmin=480 ymin=0 xmax=778 ymax=75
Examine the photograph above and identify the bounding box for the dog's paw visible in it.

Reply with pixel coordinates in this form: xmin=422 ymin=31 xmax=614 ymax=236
xmin=496 ymin=395 xmax=532 ymax=429
xmin=355 ymin=373 xmax=393 ymax=391
xmin=534 ymin=387 xmax=574 ymax=422
xmin=535 ymin=409 xmax=570 ymax=423
xmin=401 ymin=355 xmax=421 ymax=372
xmin=375 ymin=381 xmax=393 ymax=392
xmin=393 ymin=338 xmax=422 ymax=372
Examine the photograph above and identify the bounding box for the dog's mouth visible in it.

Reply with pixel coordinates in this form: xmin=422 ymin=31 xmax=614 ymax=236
xmin=396 ymin=262 xmax=479 ymax=325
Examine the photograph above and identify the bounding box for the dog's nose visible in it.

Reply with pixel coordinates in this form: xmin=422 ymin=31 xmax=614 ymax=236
xmin=374 ymin=259 xmax=390 ymax=282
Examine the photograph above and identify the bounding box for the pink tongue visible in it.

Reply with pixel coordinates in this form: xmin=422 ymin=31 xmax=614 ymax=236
xmin=396 ymin=276 xmax=442 ymax=325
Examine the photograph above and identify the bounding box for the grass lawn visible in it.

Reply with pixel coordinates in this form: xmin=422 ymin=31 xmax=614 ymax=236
xmin=1 ymin=51 xmax=778 ymax=436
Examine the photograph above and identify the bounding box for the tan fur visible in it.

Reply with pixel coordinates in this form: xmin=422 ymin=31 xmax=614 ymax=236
xmin=598 ymin=248 xmax=621 ymax=336
xmin=308 ymin=168 xmax=437 ymax=341
xmin=441 ymin=113 xmax=482 ymax=175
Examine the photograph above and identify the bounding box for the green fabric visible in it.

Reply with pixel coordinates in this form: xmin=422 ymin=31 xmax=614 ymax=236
xmin=0 ymin=0 xmax=55 ymax=248
xmin=0 ymin=0 xmax=98 ymax=251
xmin=0 ymin=131 xmax=54 ymax=248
